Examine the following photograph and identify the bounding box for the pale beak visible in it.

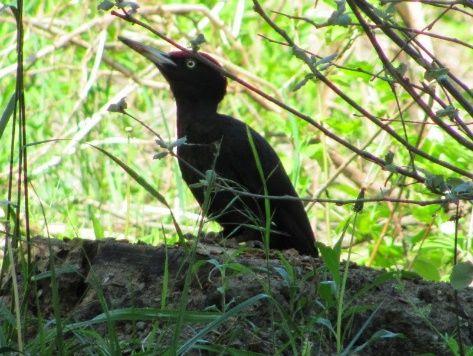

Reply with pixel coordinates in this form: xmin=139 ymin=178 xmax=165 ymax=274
xmin=118 ymin=36 xmax=176 ymax=67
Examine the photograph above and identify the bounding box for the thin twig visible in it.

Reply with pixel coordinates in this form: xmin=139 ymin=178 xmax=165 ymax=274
xmin=352 ymin=0 xmax=473 ymax=116
xmin=251 ymin=2 xmax=473 ymax=179
xmin=112 ymin=9 xmax=427 ymax=183
xmin=347 ymin=0 xmax=473 ymax=149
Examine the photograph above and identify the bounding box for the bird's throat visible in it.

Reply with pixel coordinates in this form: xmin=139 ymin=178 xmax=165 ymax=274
xmin=176 ymin=99 xmax=219 ymax=139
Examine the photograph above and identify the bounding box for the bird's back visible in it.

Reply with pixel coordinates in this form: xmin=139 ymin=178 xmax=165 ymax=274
xmin=177 ymin=114 xmax=317 ymax=256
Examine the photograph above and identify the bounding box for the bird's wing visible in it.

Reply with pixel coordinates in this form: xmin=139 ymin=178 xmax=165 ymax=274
xmin=216 ymin=115 xmax=317 ymax=256
xmin=216 ymin=116 xmax=296 ymax=197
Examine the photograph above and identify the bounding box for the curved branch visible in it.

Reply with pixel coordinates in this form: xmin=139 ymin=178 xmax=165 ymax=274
xmin=251 ymin=1 xmax=473 ymax=180
xmin=353 ymin=0 xmax=473 ymax=116
xmin=112 ymin=10 xmax=426 ymax=183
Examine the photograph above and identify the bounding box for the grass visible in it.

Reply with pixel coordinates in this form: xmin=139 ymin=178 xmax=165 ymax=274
xmin=0 ymin=0 xmax=472 ymax=353
xmin=0 ymin=0 xmax=470 ymax=273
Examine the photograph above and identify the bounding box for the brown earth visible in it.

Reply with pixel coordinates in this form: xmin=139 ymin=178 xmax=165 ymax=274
xmin=3 ymin=237 xmax=472 ymax=355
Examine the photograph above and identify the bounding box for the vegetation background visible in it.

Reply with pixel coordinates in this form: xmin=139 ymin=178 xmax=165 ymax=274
xmin=1 ymin=0 xmax=472 ymax=278
xmin=1 ymin=0 xmax=473 ymax=354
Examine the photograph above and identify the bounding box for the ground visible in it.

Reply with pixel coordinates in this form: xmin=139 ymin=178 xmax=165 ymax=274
xmin=3 ymin=237 xmax=472 ymax=354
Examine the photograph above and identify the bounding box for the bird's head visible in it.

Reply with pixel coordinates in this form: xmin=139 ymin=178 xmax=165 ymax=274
xmin=119 ymin=36 xmax=227 ymax=106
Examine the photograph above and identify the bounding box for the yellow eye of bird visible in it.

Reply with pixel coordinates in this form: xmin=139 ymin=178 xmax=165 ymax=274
xmin=186 ymin=59 xmax=196 ymax=69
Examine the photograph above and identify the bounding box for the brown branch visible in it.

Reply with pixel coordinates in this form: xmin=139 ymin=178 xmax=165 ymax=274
xmin=384 ymin=23 xmax=473 ymax=50
xmin=251 ymin=1 xmax=473 ymax=180
xmin=123 ymin=108 xmax=451 ymax=208
xmin=111 ymin=10 xmax=426 ymax=183
xmin=275 ymin=9 xmax=473 ymax=50
xmin=347 ymin=0 xmax=473 ymax=147
xmin=352 ymin=0 xmax=473 ymax=116
xmin=380 ymin=0 xmax=473 ymax=10
xmin=257 ymin=33 xmax=472 ymax=138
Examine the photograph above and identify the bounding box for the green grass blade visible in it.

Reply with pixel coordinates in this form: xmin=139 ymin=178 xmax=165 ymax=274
xmin=0 ymin=93 xmax=16 ymax=140
xmin=90 ymin=144 xmax=183 ymax=238
xmin=177 ymin=293 xmax=269 ymax=355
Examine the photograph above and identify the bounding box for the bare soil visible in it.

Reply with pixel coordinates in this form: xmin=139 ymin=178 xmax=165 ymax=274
xmin=4 ymin=237 xmax=473 ymax=355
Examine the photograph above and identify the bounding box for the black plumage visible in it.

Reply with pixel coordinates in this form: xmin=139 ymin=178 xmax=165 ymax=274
xmin=119 ymin=37 xmax=318 ymax=257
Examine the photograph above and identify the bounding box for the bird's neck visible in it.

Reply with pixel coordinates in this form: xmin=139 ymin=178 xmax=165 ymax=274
xmin=175 ymin=98 xmax=219 ymax=138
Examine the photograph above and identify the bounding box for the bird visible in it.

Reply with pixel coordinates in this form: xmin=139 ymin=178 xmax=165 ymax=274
xmin=119 ymin=36 xmax=318 ymax=257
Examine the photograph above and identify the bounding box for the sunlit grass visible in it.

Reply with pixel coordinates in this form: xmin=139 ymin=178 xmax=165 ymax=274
xmin=1 ymin=1 xmax=472 ymax=353
xmin=1 ymin=0 xmax=472 ymax=280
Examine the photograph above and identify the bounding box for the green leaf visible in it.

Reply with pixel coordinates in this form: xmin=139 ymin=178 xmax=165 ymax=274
xmin=341 ymin=302 xmax=385 ymax=355
xmin=352 ymin=329 xmax=403 ymax=352
xmin=425 ymin=173 xmax=447 ymax=195
xmin=117 ymin=1 xmax=139 ymax=13
xmin=90 ymin=145 xmax=184 ymax=239
xmin=153 ymin=151 xmax=169 ymax=160
xmin=446 ymin=177 xmax=465 ymax=189
xmin=328 ymin=0 xmax=351 ymax=27
xmin=0 ymin=303 xmax=16 ymax=326
xmin=317 ymin=53 xmax=337 ymax=66
xmin=446 ymin=337 xmax=460 ymax=355
xmin=205 ymin=169 xmax=217 ymax=185
xmin=412 ymin=258 xmax=440 ymax=281
xmin=384 ymin=150 xmax=396 ymax=172
xmin=92 ymin=145 xmax=168 ymax=207
xmin=334 ymin=13 xmax=351 ymax=26
xmin=424 ymin=67 xmax=448 ymax=82
xmin=313 ymin=53 xmax=338 ymax=70
xmin=451 ymin=181 xmax=473 ymax=199
xmin=37 ymin=307 xmax=221 ymax=345
xmin=107 ymin=97 xmax=127 ymax=112
xmin=318 ymin=281 xmax=337 ymax=307
xmin=318 ymin=242 xmax=341 ymax=286
xmin=353 ymin=188 xmax=365 ymax=213
xmin=0 ymin=93 xmax=16 ymax=141
xmin=374 ymin=2 xmax=396 ymax=20
xmin=177 ymin=294 xmax=269 ymax=354
xmin=436 ymin=105 xmax=458 ymax=119
xmin=90 ymin=206 xmax=105 ymax=239
xmin=31 ymin=265 xmax=80 ymax=281
xmin=395 ymin=63 xmax=407 ymax=77
xmin=188 ymin=181 xmax=207 ymax=189
xmin=292 ymin=74 xmax=314 ymax=92
xmin=313 ymin=317 xmax=336 ymax=336
xmin=190 ymin=33 xmax=206 ymax=51
xmin=97 ymin=0 xmax=115 ymax=11
xmin=384 ymin=151 xmax=394 ymax=165
xmin=450 ymin=262 xmax=473 ymax=290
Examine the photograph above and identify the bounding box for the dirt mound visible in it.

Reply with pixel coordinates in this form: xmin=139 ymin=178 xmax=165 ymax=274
xmin=4 ymin=237 xmax=472 ymax=354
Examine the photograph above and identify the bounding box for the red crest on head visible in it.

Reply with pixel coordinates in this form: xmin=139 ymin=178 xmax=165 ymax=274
xmin=169 ymin=51 xmax=223 ymax=67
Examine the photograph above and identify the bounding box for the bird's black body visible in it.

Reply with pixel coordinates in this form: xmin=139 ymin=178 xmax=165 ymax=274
xmin=119 ymin=36 xmax=318 ymax=256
